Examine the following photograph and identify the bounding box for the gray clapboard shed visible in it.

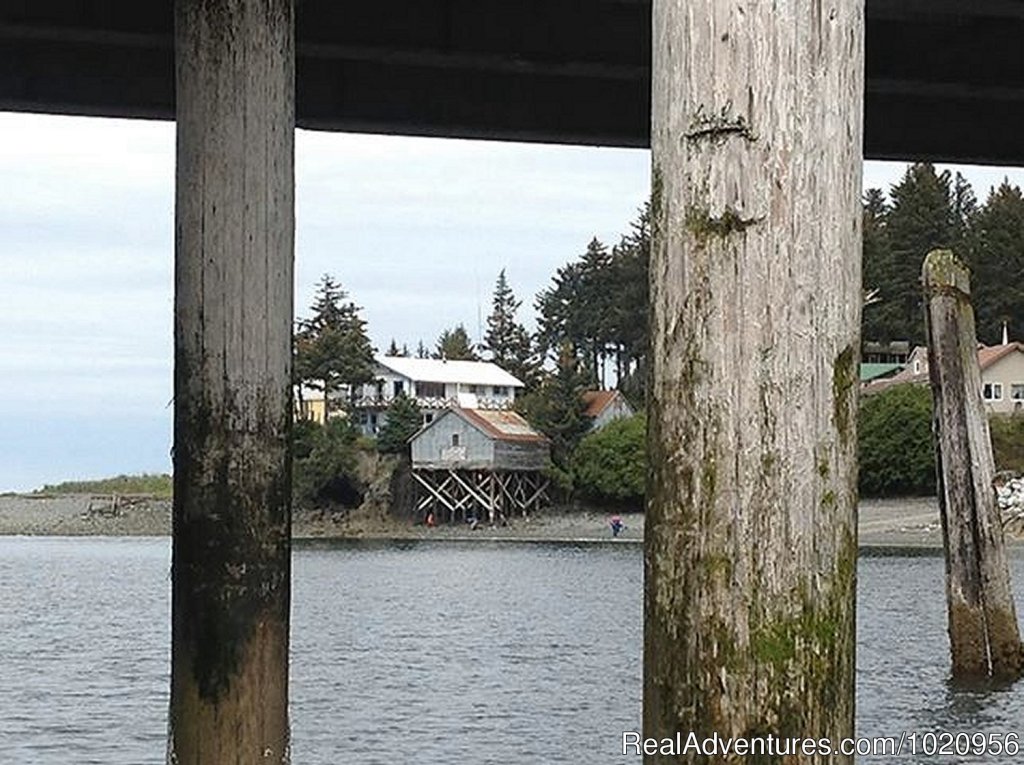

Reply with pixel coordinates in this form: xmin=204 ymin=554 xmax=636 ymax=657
xmin=410 ymin=408 xmax=550 ymax=522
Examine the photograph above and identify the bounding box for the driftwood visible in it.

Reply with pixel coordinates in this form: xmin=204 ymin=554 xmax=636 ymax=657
xmin=645 ymin=2 xmax=862 ymax=761
xmin=922 ymin=249 xmax=1024 ymax=680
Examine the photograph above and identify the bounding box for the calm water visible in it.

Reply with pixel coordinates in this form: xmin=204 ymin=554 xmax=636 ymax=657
xmin=0 ymin=538 xmax=1022 ymax=764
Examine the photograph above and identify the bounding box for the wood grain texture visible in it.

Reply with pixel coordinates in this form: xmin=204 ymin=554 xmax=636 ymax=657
xmin=923 ymin=249 xmax=1024 ymax=680
xmin=646 ymin=2 xmax=863 ymax=760
xmin=170 ymin=0 xmax=295 ymax=762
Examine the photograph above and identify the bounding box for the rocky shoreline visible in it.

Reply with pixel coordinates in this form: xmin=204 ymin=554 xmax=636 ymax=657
xmin=2 ymin=493 xmax=1011 ymax=548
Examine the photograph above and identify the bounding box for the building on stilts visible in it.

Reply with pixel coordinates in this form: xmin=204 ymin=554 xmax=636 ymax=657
xmin=409 ymin=407 xmax=550 ymax=525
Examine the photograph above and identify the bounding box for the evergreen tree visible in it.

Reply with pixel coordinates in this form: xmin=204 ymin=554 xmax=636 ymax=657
xmin=482 ymin=269 xmax=540 ymax=389
xmin=434 ymin=324 xmax=478 ymax=360
xmin=522 ymin=343 xmax=591 ymax=470
xmin=415 ymin=340 xmax=429 ymax=359
xmin=861 ymin=188 xmax=895 ymax=342
xmin=609 ymin=204 xmax=650 ymax=402
xmin=294 ymin=274 xmax=376 ymax=416
xmin=376 ymin=395 xmax=423 ymax=454
xmin=885 ymin=163 xmax=958 ymax=345
xmin=971 ymin=180 xmax=1024 ymax=344
xmin=535 ymin=260 xmax=587 ymax=366
xmin=386 ymin=338 xmax=402 ymax=356
xmin=576 ymin=237 xmax=616 ymax=384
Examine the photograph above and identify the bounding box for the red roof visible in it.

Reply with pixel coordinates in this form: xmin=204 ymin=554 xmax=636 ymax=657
xmin=456 ymin=408 xmax=548 ymax=444
xmin=978 ymin=342 xmax=1024 ymax=370
xmin=582 ymin=390 xmax=618 ymax=418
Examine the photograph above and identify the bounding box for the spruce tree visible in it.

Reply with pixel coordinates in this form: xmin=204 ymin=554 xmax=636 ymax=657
xmin=527 ymin=343 xmax=591 ymax=470
xmin=861 ymin=188 xmax=895 ymax=342
xmin=483 ymin=269 xmax=539 ymax=389
xmin=434 ymin=324 xmax=478 ymax=360
xmin=609 ymin=204 xmax=650 ymax=402
xmin=376 ymin=395 xmax=423 ymax=454
xmin=971 ymin=180 xmax=1024 ymax=344
xmin=294 ymin=274 xmax=376 ymax=416
xmin=885 ymin=163 xmax=958 ymax=345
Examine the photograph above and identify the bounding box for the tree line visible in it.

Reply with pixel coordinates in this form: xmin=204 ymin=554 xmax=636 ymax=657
xmin=290 ymin=203 xmax=652 ymax=507
xmin=864 ymin=163 xmax=1024 ymax=347
xmin=294 ymin=162 xmax=1024 ymax=506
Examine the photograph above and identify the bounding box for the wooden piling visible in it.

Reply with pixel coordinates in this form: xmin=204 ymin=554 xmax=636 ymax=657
xmin=922 ymin=249 xmax=1024 ymax=680
xmin=170 ymin=0 xmax=294 ymax=762
xmin=646 ymin=2 xmax=863 ymax=760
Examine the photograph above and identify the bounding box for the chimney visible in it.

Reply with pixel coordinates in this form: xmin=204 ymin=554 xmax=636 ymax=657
xmin=1003 ymin=320 xmax=1009 ymax=346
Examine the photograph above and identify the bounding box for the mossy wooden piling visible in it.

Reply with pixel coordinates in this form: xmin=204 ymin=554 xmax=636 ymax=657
xmin=922 ymin=249 xmax=1024 ymax=680
xmin=646 ymin=2 xmax=863 ymax=761
xmin=169 ymin=0 xmax=295 ymax=761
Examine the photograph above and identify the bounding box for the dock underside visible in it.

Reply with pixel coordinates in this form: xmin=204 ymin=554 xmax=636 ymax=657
xmin=2 ymin=1 xmax=1024 ymax=163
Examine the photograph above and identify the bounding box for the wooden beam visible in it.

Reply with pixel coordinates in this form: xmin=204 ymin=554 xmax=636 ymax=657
xmin=645 ymin=1 xmax=862 ymax=760
xmin=922 ymin=249 xmax=1024 ymax=679
xmin=169 ymin=0 xmax=294 ymax=762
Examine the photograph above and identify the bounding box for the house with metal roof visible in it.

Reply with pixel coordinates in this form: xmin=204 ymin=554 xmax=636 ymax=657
xmin=581 ymin=390 xmax=636 ymax=431
xmin=409 ymin=407 xmax=550 ymax=523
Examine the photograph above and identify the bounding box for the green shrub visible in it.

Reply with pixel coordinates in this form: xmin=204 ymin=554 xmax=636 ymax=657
xmin=292 ymin=417 xmax=360 ymax=508
xmin=858 ymin=384 xmax=935 ymax=496
xmin=571 ymin=414 xmax=646 ymax=508
xmin=989 ymin=413 xmax=1024 ymax=473
xmin=36 ymin=473 xmax=172 ymax=498
xmin=376 ymin=395 xmax=423 ymax=455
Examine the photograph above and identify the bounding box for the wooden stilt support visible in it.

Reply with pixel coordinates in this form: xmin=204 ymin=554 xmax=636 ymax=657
xmin=646 ymin=1 xmax=863 ymax=760
xmin=923 ymin=249 xmax=1024 ymax=680
xmin=169 ymin=1 xmax=294 ymax=762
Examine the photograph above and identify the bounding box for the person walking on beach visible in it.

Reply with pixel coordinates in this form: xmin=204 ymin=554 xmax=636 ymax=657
xmin=610 ymin=515 xmax=624 ymax=538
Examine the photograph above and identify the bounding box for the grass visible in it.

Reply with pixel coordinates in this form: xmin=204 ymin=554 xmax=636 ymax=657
xmin=35 ymin=473 xmax=173 ymax=499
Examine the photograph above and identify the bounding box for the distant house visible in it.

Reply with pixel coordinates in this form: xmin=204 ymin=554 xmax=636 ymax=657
xmin=582 ymin=390 xmax=636 ymax=430
xmin=859 ymin=362 xmax=904 ymax=385
xmin=863 ymin=342 xmax=1024 ymax=414
xmin=354 ymin=356 xmax=525 ymax=436
xmin=410 ymin=407 xmax=550 ymax=522
xmin=410 ymin=408 xmax=549 ymax=471
xmin=862 ymin=340 xmax=911 ymax=365
xmin=294 ymin=385 xmax=327 ymax=424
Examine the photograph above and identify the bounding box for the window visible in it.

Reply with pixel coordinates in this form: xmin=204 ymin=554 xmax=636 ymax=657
xmin=983 ymin=382 xmax=1003 ymax=401
xmin=913 ymin=360 xmax=921 ymax=374
xmin=393 ymin=380 xmax=405 ymax=397
xmin=423 ymin=413 xmax=434 ymax=424
xmin=493 ymin=385 xmax=509 ymax=397
xmin=1012 ymin=384 xmax=1024 ymax=401
xmin=451 ymin=434 xmax=460 ymax=447
xmin=417 ymin=381 xmax=445 ymax=398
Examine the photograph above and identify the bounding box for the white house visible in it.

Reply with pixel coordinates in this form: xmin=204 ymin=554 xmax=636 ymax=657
xmin=354 ymin=356 xmax=525 ymax=435
xmin=863 ymin=342 xmax=1024 ymax=415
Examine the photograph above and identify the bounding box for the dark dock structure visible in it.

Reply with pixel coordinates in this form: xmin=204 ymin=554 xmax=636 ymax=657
xmin=5 ymin=2 xmax=1024 ymax=762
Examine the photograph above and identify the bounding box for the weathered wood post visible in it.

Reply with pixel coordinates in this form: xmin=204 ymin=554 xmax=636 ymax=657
xmin=646 ymin=2 xmax=863 ymax=761
xmin=922 ymin=249 xmax=1024 ymax=680
xmin=169 ymin=1 xmax=294 ymax=762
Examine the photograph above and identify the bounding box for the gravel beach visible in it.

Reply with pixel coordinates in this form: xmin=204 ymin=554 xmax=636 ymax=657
xmin=0 ymin=493 xmax=1002 ymax=547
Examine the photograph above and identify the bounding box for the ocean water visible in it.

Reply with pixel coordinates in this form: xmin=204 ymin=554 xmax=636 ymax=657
xmin=0 ymin=537 xmax=1022 ymax=763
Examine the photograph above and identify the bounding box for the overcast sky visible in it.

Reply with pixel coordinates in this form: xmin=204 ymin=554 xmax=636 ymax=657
xmin=3 ymin=111 xmax=1024 ymax=491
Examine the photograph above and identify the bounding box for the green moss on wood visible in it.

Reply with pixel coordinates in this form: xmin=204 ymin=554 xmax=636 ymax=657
xmin=685 ymin=206 xmax=762 ymax=247
xmin=832 ymin=344 xmax=857 ymax=447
